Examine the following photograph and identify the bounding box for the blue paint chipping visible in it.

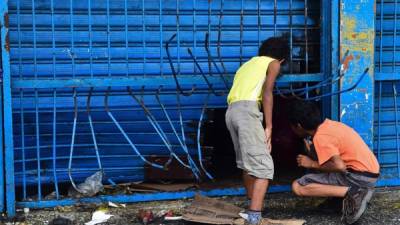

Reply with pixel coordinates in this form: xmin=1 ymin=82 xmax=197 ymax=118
xmin=340 ymin=1 xmax=374 ymax=149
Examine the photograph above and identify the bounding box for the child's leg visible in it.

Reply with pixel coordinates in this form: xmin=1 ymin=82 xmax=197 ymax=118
xmin=243 ymin=171 xmax=255 ymax=199
xmin=292 ymin=172 xmax=350 ymax=197
xmin=292 ymin=181 xmax=348 ymax=197
xmin=249 ymin=178 xmax=269 ymax=210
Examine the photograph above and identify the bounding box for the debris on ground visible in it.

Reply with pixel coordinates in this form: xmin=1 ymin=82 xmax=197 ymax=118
xmin=85 ymin=208 xmax=113 ymax=225
xmin=55 ymin=205 xmax=75 ymax=213
xmin=164 ymin=215 xmax=183 ymax=221
xmin=69 ymin=171 xmax=104 ymax=198
xmin=137 ymin=209 xmax=154 ymax=225
xmin=183 ymin=194 xmax=243 ymax=224
xmin=103 ymin=182 xmax=197 ymax=194
xmin=48 ymin=216 xmax=73 ymax=225
xmin=155 ymin=209 xmax=182 ymax=221
xmin=44 ymin=191 xmax=59 ymax=200
xmin=8 ymin=188 xmax=400 ymax=225
xmin=108 ymin=202 xmax=126 ymax=208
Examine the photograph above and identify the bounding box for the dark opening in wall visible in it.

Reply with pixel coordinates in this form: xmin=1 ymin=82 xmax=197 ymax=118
xmin=204 ymin=97 xmax=312 ymax=184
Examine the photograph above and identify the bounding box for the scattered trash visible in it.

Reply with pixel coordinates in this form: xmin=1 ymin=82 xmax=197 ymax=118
xmin=49 ymin=217 xmax=74 ymax=225
xmin=108 ymin=201 xmax=126 ymax=208
xmin=55 ymin=205 xmax=75 ymax=212
xmin=164 ymin=216 xmax=183 ymax=221
xmin=69 ymin=171 xmax=103 ymax=197
xmin=154 ymin=209 xmax=182 ymax=221
xmin=44 ymin=191 xmax=58 ymax=200
xmin=238 ymin=212 xmax=248 ymax=220
xmin=108 ymin=201 xmax=119 ymax=208
xmin=85 ymin=209 xmax=113 ymax=225
xmin=155 ymin=209 xmax=168 ymax=218
xmin=137 ymin=209 xmax=154 ymax=225
xmin=23 ymin=208 xmax=29 ymax=214
xmin=164 ymin=210 xmax=174 ymax=217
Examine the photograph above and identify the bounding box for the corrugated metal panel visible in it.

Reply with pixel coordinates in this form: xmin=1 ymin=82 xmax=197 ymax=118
xmin=376 ymin=0 xmax=400 ymax=74
xmin=8 ymin=0 xmax=320 ymax=78
xmin=8 ymin=0 xmax=320 ymax=186
xmin=375 ymin=0 xmax=400 ymax=180
xmin=3 ymin=0 xmax=322 ymax=212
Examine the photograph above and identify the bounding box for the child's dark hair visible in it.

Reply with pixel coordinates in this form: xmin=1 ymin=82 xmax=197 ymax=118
xmin=258 ymin=36 xmax=290 ymax=60
xmin=287 ymin=100 xmax=322 ymax=130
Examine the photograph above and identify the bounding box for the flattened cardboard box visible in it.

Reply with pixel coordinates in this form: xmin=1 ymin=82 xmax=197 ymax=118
xmin=182 ymin=194 xmax=305 ymax=225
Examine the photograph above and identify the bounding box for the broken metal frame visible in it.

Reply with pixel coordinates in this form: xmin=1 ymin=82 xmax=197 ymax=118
xmin=2 ymin=0 xmax=323 ymax=215
xmin=104 ymin=87 xmax=166 ymax=170
xmin=127 ymin=86 xmax=190 ymax=171
xmin=175 ymin=90 xmax=201 ymax=180
xmin=275 ymin=68 xmax=369 ymax=101
xmin=276 ymin=50 xmax=349 ymax=96
xmin=196 ymin=91 xmax=214 ymax=180
xmin=155 ymin=87 xmax=202 ymax=179
xmin=68 ymin=88 xmax=80 ymax=193
xmin=86 ymin=88 xmax=104 ymax=175
xmin=187 ymin=48 xmax=225 ymax=96
xmin=0 ymin=0 xmax=357 ymax=217
xmin=274 ymin=50 xmax=371 ymax=101
xmin=166 ymin=34 xmax=196 ymax=96
xmin=205 ymin=33 xmax=229 ymax=91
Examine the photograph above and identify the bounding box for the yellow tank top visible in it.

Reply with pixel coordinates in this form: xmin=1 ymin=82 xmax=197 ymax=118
xmin=227 ymin=56 xmax=276 ymax=104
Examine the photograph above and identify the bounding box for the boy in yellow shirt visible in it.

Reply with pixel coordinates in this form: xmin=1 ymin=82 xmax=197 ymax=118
xmin=226 ymin=37 xmax=288 ymax=225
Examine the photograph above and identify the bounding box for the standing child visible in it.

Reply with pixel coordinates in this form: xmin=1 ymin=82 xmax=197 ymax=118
xmin=225 ymin=37 xmax=288 ymax=225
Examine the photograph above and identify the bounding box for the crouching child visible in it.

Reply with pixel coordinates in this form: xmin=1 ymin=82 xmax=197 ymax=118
xmin=288 ymin=101 xmax=380 ymax=224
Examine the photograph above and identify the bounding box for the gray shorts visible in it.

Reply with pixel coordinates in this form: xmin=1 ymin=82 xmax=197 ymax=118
xmin=225 ymin=100 xmax=274 ymax=179
xmin=297 ymin=172 xmax=378 ymax=189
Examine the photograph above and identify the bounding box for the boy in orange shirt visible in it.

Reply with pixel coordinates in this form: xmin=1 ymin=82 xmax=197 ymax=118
xmin=288 ymin=101 xmax=380 ymax=224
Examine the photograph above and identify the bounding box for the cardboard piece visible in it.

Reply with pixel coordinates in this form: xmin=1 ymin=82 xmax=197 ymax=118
xmin=182 ymin=194 xmax=306 ymax=225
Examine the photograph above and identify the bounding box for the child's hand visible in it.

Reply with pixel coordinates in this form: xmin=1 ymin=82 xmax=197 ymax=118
xmin=297 ymin=154 xmax=317 ymax=169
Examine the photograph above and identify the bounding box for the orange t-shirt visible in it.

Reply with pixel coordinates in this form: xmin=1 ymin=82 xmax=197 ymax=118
xmin=313 ymin=119 xmax=380 ymax=174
